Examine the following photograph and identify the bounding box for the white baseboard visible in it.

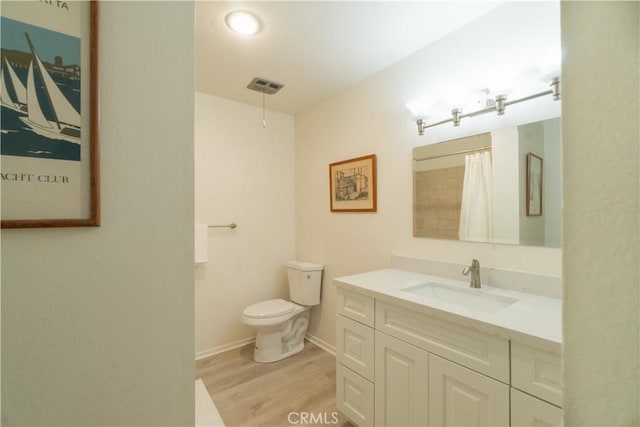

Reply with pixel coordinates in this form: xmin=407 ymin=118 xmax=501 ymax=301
xmin=305 ymin=333 xmax=336 ymax=356
xmin=195 ymin=334 xmax=334 ymax=361
xmin=195 ymin=337 xmax=255 ymax=361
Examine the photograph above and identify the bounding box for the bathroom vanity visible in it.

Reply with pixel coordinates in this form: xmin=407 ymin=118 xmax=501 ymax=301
xmin=334 ymin=268 xmax=562 ymax=427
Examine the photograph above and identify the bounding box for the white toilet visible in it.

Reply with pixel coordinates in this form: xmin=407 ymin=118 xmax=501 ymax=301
xmin=241 ymin=260 xmax=323 ymax=363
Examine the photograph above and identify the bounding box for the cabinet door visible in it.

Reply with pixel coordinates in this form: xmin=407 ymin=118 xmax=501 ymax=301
xmin=337 ymin=315 xmax=375 ymax=381
xmin=337 ymin=364 xmax=374 ymax=427
xmin=511 ymin=388 xmax=562 ymax=427
xmin=429 ymin=354 xmax=509 ymax=427
xmin=375 ymin=332 xmax=429 ymax=427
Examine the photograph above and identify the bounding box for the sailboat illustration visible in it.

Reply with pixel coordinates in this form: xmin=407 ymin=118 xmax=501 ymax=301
xmin=0 ymin=56 xmax=28 ymax=114
xmin=19 ymin=32 xmax=81 ymax=145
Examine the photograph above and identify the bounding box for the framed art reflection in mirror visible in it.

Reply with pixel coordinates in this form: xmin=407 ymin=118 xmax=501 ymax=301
xmin=526 ymin=152 xmax=543 ymax=216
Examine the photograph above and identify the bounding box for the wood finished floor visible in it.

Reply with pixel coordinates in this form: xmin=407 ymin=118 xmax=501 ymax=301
xmin=196 ymin=341 xmax=352 ymax=427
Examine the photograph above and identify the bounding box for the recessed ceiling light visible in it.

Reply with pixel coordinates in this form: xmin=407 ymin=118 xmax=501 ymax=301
xmin=225 ymin=10 xmax=262 ymax=36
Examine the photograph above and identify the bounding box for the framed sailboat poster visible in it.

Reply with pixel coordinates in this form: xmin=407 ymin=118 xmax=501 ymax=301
xmin=1 ymin=0 xmax=99 ymax=227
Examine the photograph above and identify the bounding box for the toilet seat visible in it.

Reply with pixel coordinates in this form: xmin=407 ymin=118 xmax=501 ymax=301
xmin=243 ymin=299 xmax=294 ymax=319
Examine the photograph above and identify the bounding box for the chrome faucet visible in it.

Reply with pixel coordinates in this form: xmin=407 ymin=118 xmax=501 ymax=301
xmin=462 ymin=259 xmax=481 ymax=288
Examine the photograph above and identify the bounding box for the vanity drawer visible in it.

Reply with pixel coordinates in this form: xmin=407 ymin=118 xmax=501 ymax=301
xmin=337 ymin=315 xmax=375 ymax=381
xmin=376 ymin=301 xmax=509 ymax=383
xmin=337 ymin=287 xmax=375 ymax=327
xmin=337 ymin=363 xmax=374 ymax=427
xmin=511 ymin=388 xmax=562 ymax=426
xmin=511 ymin=342 xmax=562 ymax=407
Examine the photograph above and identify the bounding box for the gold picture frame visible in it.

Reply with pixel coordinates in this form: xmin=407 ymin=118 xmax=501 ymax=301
xmin=526 ymin=152 xmax=543 ymax=216
xmin=329 ymin=154 xmax=377 ymax=212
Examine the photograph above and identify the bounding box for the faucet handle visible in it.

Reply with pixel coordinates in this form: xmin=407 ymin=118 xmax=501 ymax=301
xmin=462 ymin=259 xmax=480 ymax=276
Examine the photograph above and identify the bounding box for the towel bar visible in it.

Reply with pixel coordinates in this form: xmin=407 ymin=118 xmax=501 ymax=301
xmin=208 ymin=223 xmax=237 ymax=229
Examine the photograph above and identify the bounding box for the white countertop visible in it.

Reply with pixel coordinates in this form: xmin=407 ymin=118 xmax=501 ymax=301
xmin=334 ymin=268 xmax=562 ymax=353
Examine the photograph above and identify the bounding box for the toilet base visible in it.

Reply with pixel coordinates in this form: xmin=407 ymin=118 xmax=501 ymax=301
xmin=252 ymin=312 xmax=309 ymax=363
xmin=254 ymin=339 xmax=304 ymax=363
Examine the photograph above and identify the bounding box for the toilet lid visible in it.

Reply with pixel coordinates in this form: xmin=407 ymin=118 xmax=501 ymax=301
xmin=244 ymin=299 xmax=294 ymax=319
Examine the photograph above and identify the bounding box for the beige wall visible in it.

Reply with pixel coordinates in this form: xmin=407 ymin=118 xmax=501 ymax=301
xmin=1 ymin=2 xmax=195 ymax=425
xmin=562 ymin=1 xmax=640 ymax=424
xmin=296 ymin=2 xmax=562 ymax=349
xmin=543 ymin=118 xmax=562 ymax=247
xmin=194 ymin=92 xmax=296 ymax=357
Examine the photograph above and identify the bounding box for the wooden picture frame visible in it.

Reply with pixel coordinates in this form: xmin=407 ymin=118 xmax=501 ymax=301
xmin=526 ymin=152 xmax=542 ymax=216
xmin=329 ymin=154 xmax=377 ymax=212
xmin=1 ymin=1 xmax=100 ymax=228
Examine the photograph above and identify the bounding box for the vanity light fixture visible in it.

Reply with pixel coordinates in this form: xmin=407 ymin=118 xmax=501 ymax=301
xmin=225 ymin=10 xmax=262 ymax=36
xmin=415 ymin=77 xmax=561 ymax=136
xmin=451 ymin=108 xmax=462 ymax=127
xmin=550 ymin=77 xmax=561 ymax=100
xmin=495 ymin=94 xmax=507 ymax=116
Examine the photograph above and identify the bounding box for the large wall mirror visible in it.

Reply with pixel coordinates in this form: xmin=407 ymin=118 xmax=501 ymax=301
xmin=413 ymin=117 xmax=561 ymax=248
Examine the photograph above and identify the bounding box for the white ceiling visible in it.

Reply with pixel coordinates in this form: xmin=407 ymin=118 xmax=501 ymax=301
xmin=195 ymin=1 xmax=503 ymax=115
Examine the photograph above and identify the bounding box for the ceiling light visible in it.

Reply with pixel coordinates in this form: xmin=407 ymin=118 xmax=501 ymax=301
xmin=225 ymin=10 xmax=261 ymax=36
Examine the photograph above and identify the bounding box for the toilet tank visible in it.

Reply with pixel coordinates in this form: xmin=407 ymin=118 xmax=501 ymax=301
xmin=286 ymin=260 xmax=323 ymax=306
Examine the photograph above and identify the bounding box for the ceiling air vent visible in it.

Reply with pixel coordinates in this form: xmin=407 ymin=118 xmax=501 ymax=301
xmin=247 ymin=77 xmax=284 ymax=95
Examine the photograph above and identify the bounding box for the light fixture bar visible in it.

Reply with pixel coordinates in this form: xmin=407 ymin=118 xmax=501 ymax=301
xmin=416 ymin=77 xmax=560 ymax=135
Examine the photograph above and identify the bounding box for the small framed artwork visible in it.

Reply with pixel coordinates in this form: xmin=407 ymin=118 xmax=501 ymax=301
xmin=1 ymin=0 xmax=100 ymax=228
xmin=329 ymin=154 xmax=377 ymax=212
xmin=526 ymin=152 xmax=543 ymax=216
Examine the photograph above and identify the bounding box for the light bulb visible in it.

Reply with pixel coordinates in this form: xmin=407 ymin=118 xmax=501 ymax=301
xmin=225 ymin=11 xmax=262 ymax=36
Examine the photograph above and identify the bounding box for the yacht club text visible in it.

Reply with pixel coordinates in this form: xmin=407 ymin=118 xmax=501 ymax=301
xmin=1 ymin=173 xmax=70 ymax=184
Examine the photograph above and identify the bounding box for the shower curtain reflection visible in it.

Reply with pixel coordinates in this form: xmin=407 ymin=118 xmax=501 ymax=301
xmin=458 ymin=151 xmax=493 ymax=242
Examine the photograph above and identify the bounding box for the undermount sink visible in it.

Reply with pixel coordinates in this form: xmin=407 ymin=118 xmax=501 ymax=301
xmin=401 ymin=282 xmax=518 ymax=314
